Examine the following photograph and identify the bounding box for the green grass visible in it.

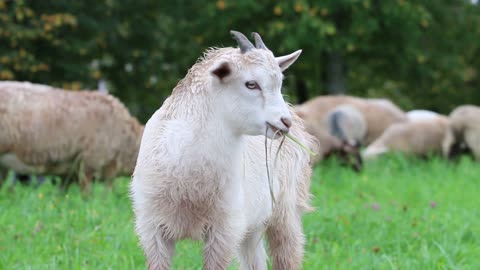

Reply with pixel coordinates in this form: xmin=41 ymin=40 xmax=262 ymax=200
xmin=1 ymin=155 xmax=479 ymax=269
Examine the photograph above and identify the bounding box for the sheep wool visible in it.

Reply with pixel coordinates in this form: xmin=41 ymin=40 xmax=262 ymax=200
xmin=363 ymin=115 xmax=451 ymax=159
xmin=443 ymin=105 xmax=480 ymax=160
xmin=0 ymin=81 xmax=144 ymax=189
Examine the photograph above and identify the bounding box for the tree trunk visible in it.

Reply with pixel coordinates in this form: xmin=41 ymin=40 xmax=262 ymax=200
xmin=294 ymin=78 xmax=309 ymax=104
xmin=326 ymin=51 xmax=346 ymax=94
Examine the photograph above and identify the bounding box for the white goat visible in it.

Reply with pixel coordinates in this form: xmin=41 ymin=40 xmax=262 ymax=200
xmin=130 ymin=31 xmax=316 ymax=270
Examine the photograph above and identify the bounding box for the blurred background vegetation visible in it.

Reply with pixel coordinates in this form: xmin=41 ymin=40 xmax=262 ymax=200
xmin=1 ymin=0 xmax=479 ymax=123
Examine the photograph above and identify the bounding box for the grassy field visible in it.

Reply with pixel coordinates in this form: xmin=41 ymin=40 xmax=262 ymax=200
xmin=1 ymin=155 xmax=479 ymax=270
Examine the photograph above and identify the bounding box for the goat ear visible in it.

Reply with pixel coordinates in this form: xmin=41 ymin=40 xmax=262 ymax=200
xmin=276 ymin=50 xmax=302 ymax=71
xmin=210 ymin=61 xmax=232 ymax=81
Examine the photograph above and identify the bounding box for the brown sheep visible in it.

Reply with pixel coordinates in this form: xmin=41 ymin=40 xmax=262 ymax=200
xmin=363 ymin=115 xmax=451 ymax=159
xmin=295 ymin=95 xmax=407 ymax=163
xmin=0 ymin=81 xmax=144 ymax=190
xmin=443 ymin=105 xmax=480 ymax=161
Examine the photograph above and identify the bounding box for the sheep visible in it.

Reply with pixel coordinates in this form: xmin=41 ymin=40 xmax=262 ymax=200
xmin=295 ymin=95 xmax=406 ymax=161
xmin=0 ymin=81 xmax=144 ymax=190
xmin=293 ymin=105 xmax=339 ymax=161
xmin=353 ymin=98 xmax=407 ymax=144
xmin=130 ymin=31 xmax=316 ymax=270
xmin=325 ymin=104 xmax=367 ymax=148
xmin=362 ymin=114 xmax=451 ymax=159
xmin=318 ymin=104 xmax=367 ymax=170
xmin=443 ymin=105 xmax=480 ymax=161
xmin=407 ymin=110 xmax=440 ymax=122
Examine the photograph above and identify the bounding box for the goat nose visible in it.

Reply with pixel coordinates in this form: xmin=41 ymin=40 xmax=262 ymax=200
xmin=281 ymin=117 xmax=292 ymax=129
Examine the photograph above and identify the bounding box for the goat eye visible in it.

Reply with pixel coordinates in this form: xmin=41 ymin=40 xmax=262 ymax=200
xmin=245 ymin=81 xmax=258 ymax=90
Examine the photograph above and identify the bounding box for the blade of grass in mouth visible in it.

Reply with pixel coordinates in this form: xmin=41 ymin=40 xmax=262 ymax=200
xmin=285 ymin=133 xmax=317 ymax=156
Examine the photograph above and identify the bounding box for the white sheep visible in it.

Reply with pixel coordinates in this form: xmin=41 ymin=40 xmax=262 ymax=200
xmin=407 ymin=110 xmax=440 ymax=122
xmin=362 ymin=114 xmax=451 ymax=159
xmin=295 ymin=95 xmax=406 ymax=160
xmin=0 ymin=81 xmax=144 ymax=190
xmin=442 ymin=105 xmax=480 ymax=160
xmin=130 ymin=31 xmax=316 ymax=270
xmin=325 ymin=104 xmax=367 ymax=148
xmin=318 ymin=104 xmax=367 ymax=170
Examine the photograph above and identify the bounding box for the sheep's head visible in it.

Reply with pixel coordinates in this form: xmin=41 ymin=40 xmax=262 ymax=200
xmin=209 ymin=30 xmax=301 ymax=139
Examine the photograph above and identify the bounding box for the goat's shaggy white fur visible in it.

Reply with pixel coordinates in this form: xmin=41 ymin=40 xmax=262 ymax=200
xmin=130 ymin=34 xmax=316 ymax=270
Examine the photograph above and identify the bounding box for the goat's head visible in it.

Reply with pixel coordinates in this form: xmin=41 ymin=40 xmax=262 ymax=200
xmin=208 ymin=30 xmax=301 ymax=139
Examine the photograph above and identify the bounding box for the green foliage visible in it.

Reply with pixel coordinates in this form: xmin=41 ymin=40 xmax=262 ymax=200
xmin=0 ymin=0 xmax=479 ymax=121
xmin=1 ymin=156 xmax=480 ymax=269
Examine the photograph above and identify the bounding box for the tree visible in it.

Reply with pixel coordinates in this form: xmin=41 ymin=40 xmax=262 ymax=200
xmin=1 ymin=0 xmax=479 ymax=121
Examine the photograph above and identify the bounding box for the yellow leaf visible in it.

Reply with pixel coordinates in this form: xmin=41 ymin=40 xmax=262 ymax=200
xmin=16 ymin=10 xmax=24 ymax=21
xmin=25 ymin=8 xmax=33 ymax=17
xmin=71 ymin=82 xmax=82 ymax=90
xmin=194 ymin=35 xmax=204 ymax=44
xmin=420 ymin=19 xmax=429 ymax=28
xmin=44 ymin=23 xmax=52 ymax=32
xmin=325 ymin=25 xmax=336 ymax=35
xmin=38 ymin=63 xmax=49 ymax=71
xmin=416 ymin=54 xmax=426 ymax=64
xmin=0 ymin=70 xmax=14 ymax=80
xmin=216 ymin=0 xmax=225 ymax=10
xmin=320 ymin=8 xmax=329 ymax=16
xmin=54 ymin=15 xmax=62 ymax=27
xmin=92 ymin=70 xmax=101 ymax=79
xmin=363 ymin=0 xmax=371 ymax=9
xmin=0 ymin=56 xmax=9 ymax=64
xmin=294 ymin=3 xmax=303 ymax=13
xmin=275 ymin=22 xmax=285 ymax=31
xmin=347 ymin=43 xmax=356 ymax=52
xmin=274 ymin=6 xmax=282 ymax=16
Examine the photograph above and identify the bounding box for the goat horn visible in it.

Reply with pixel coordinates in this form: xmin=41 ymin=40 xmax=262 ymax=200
xmin=252 ymin=32 xmax=267 ymax=50
xmin=230 ymin=30 xmax=254 ymax=53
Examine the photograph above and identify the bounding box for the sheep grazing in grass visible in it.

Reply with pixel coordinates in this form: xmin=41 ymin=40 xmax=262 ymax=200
xmin=130 ymin=31 xmax=316 ymax=270
xmin=0 ymin=81 xmax=144 ymax=190
xmin=322 ymin=104 xmax=367 ymax=170
xmin=362 ymin=114 xmax=451 ymax=159
xmin=295 ymin=95 xmax=406 ymax=164
xmin=326 ymin=104 xmax=367 ymax=148
xmin=443 ymin=105 xmax=480 ymax=161
xmin=295 ymin=95 xmax=406 ymax=145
